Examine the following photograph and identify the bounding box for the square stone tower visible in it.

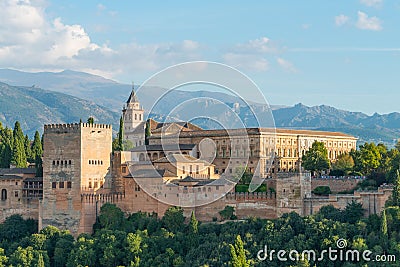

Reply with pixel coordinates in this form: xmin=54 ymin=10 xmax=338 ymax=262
xmin=40 ymin=123 xmax=112 ymax=236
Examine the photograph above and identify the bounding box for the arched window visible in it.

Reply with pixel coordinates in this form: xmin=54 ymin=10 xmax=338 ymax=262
xmin=135 ymin=114 xmax=137 ymax=120
xmin=1 ymin=189 xmax=7 ymax=201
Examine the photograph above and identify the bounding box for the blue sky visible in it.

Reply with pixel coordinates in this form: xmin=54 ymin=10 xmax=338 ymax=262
xmin=0 ymin=0 xmax=399 ymax=114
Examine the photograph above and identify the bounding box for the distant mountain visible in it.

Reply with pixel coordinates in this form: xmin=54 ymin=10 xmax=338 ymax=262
xmin=0 ymin=69 xmax=399 ymax=146
xmin=0 ymin=82 xmax=119 ymax=137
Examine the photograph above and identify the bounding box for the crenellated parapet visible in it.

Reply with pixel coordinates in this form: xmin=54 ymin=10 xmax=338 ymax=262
xmin=44 ymin=123 xmax=112 ymax=133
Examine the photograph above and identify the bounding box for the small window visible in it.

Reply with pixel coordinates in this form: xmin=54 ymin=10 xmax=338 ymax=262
xmin=59 ymin=182 xmax=64 ymax=188
xmin=67 ymin=181 xmax=72 ymax=188
xmin=88 ymin=182 xmax=92 ymax=189
xmin=15 ymin=182 xmax=18 ymax=185
xmin=57 ymin=160 xmax=59 ymax=165
xmin=52 ymin=182 xmax=57 ymax=189
xmin=69 ymin=160 xmax=72 ymax=165
xmin=94 ymin=182 xmax=98 ymax=188
xmin=61 ymin=160 xmax=63 ymax=165
xmin=64 ymin=160 xmax=67 ymax=165
xmin=122 ymin=167 xmax=127 ymax=173
xmin=100 ymin=160 xmax=103 ymax=165
xmin=52 ymin=160 xmax=55 ymax=165
xmin=14 ymin=191 xmax=18 ymax=197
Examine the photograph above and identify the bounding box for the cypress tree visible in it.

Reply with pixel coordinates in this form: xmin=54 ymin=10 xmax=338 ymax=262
xmin=0 ymin=127 xmax=13 ymax=168
xmin=117 ymin=116 xmax=124 ymax=151
xmin=87 ymin=117 xmax=94 ymax=124
xmin=11 ymin=121 xmax=27 ymax=167
xmin=189 ymin=211 xmax=198 ymax=234
xmin=381 ymin=209 xmax=388 ymax=237
xmin=145 ymin=120 xmax=151 ymax=145
xmin=24 ymin=134 xmax=33 ymax=163
xmin=31 ymin=131 xmax=43 ymax=177
xmin=392 ymin=170 xmax=400 ymax=206
xmin=11 ymin=137 xmax=27 ymax=168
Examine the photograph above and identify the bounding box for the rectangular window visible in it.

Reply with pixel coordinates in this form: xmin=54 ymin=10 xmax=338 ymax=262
xmin=122 ymin=167 xmax=127 ymax=173
xmin=59 ymin=181 xmax=64 ymax=188
xmin=94 ymin=182 xmax=98 ymax=188
xmin=52 ymin=182 xmax=57 ymax=189
xmin=67 ymin=181 xmax=72 ymax=188
xmin=182 ymin=166 xmax=185 ymax=174
xmin=14 ymin=191 xmax=18 ymax=197
xmin=88 ymin=182 xmax=92 ymax=189
xmin=196 ymin=165 xmax=199 ymax=174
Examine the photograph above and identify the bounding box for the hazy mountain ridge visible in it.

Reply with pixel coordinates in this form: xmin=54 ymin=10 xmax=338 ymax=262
xmin=0 ymin=69 xmax=399 ymax=146
xmin=0 ymin=82 xmax=119 ymax=137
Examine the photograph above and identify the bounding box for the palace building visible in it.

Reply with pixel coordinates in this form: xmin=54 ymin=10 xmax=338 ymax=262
xmin=0 ymin=87 xmax=391 ymax=237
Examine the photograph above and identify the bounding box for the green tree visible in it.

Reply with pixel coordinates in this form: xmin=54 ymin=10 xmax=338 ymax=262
xmin=342 ymin=201 xmax=364 ymax=224
xmin=145 ymin=120 xmax=151 ymax=145
xmin=98 ymin=203 xmax=125 ymax=230
xmin=125 ymin=232 xmax=141 ymax=267
xmin=188 ymin=211 xmax=198 ymax=234
xmin=332 ymin=153 xmax=354 ymax=175
xmin=381 ymin=209 xmax=388 ymax=237
xmin=358 ymin=142 xmax=382 ymax=175
xmin=66 ymin=236 xmax=96 ymax=267
xmin=301 ymin=141 xmax=330 ymax=176
xmin=229 ymin=235 xmax=249 ymax=267
xmin=118 ymin=116 xmax=124 ymax=151
xmin=31 ymin=131 xmax=43 ymax=177
xmin=11 ymin=137 xmax=27 ymax=167
xmin=24 ymin=134 xmax=33 ymax=163
xmin=11 ymin=121 xmax=27 ymax=167
xmin=87 ymin=117 xmax=94 ymax=124
xmin=0 ymin=127 xmax=13 ymax=168
xmin=113 ymin=117 xmax=124 ymax=152
xmin=219 ymin=206 xmax=235 ymax=220
xmin=392 ymin=170 xmax=400 ymax=206
xmin=162 ymin=207 xmax=185 ymax=233
xmin=0 ymin=248 xmax=8 ymax=267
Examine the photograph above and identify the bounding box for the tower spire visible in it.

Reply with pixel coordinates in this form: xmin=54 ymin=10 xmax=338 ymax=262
xmin=126 ymin=81 xmax=138 ymax=103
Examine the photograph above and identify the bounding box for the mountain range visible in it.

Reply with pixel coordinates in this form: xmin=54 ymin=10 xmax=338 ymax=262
xmin=0 ymin=69 xmax=399 ymax=146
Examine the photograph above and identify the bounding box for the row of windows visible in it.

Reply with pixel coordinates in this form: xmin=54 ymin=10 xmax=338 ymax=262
xmin=127 ymin=113 xmax=142 ymax=121
xmin=52 ymin=160 xmax=72 ymax=166
xmin=89 ymin=160 xmax=104 ymax=165
xmin=88 ymin=181 xmax=102 ymax=189
xmin=52 ymin=181 xmax=72 ymax=189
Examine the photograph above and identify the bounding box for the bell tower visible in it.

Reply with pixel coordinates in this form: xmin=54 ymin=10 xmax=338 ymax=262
xmin=122 ymin=82 xmax=145 ymax=146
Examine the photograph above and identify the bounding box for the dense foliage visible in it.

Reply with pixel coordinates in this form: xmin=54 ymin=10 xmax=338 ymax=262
xmin=1 ymin=202 xmax=400 ymax=266
xmin=0 ymin=121 xmax=42 ymax=174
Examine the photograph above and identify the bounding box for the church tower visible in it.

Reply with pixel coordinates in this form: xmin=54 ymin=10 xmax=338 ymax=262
xmin=122 ymin=83 xmax=145 ymax=147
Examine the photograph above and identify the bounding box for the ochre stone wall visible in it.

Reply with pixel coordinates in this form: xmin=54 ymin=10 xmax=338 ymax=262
xmin=311 ymin=178 xmax=361 ymax=193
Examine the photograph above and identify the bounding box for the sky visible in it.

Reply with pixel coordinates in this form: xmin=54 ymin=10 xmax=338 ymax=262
xmin=0 ymin=0 xmax=399 ymax=115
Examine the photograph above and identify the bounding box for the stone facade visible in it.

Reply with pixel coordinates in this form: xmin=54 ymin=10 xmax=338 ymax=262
xmin=40 ymin=123 xmax=112 ymax=236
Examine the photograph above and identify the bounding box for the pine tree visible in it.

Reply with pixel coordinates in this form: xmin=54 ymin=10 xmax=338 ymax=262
xmin=31 ymin=131 xmax=43 ymax=177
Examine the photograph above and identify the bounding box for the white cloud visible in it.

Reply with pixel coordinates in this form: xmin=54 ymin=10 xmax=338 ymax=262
xmin=97 ymin=3 xmax=106 ymax=11
xmin=335 ymin=15 xmax=350 ymax=26
xmin=232 ymin=37 xmax=279 ymax=54
xmin=0 ymin=0 xmax=203 ymax=80
xmin=356 ymin=11 xmax=382 ymax=31
xmin=360 ymin=0 xmax=383 ymax=8
xmin=277 ymin=58 xmax=297 ymax=73
xmin=223 ymin=53 xmax=269 ymax=72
